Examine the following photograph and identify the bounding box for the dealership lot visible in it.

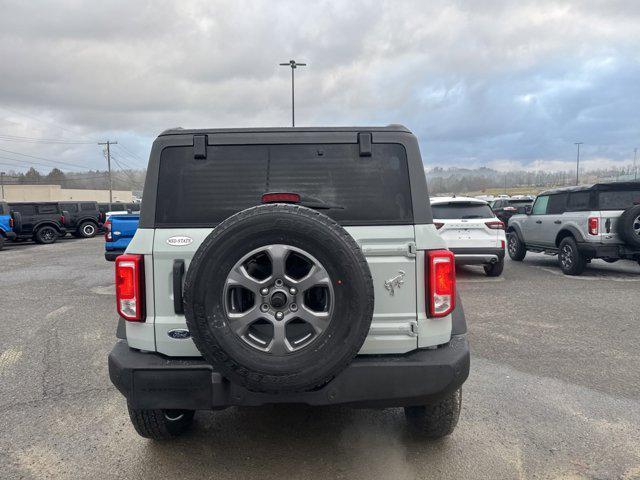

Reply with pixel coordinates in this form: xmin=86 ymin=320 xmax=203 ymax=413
xmin=0 ymin=238 xmax=639 ymax=479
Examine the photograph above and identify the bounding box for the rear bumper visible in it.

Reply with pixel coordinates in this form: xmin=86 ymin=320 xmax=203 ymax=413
xmin=450 ymin=247 xmax=505 ymax=265
xmin=576 ymin=242 xmax=640 ymax=260
xmin=108 ymin=335 xmax=470 ymax=410
xmin=105 ymin=249 xmax=125 ymax=261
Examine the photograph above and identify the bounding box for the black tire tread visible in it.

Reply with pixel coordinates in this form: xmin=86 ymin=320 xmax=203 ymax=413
xmin=507 ymin=231 xmax=526 ymax=261
xmin=558 ymin=237 xmax=586 ymax=275
xmin=404 ymin=388 xmax=462 ymax=438
xmin=483 ymin=259 xmax=504 ymax=277
xmin=127 ymin=405 xmax=194 ymax=440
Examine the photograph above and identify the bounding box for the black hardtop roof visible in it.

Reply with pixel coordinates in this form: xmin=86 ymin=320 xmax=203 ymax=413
xmin=539 ymin=181 xmax=640 ymax=196
xmin=9 ymin=201 xmax=60 ymax=205
xmin=158 ymin=124 xmax=412 ymax=137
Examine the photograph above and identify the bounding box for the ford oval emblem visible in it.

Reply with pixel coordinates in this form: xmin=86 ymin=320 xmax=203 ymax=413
xmin=167 ymin=329 xmax=191 ymax=339
xmin=166 ymin=236 xmax=193 ymax=246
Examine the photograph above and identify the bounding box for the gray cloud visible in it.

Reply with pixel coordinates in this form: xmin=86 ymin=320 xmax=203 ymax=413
xmin=0 ymin=0 xmax=638 ymax=171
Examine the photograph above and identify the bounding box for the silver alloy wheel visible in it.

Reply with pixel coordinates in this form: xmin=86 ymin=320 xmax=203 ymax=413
xmin=560 ymin=244 xmax=573 ymax=269
xmin=633 ymin=214 xmax=640 ymax=237
xmin=223 ymin=244 xmax=334 ymax=355
xmin=82 ymin=223 xmax=96 ymax=236
xmin=508 ymin=234 xmax=518 ymax=254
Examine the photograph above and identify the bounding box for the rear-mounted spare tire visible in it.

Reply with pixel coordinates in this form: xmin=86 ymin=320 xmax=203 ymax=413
xmin=183 ymin=204 xmax=374 ymax=393
xmin=617 ymin=204 xmax=640 ymax=248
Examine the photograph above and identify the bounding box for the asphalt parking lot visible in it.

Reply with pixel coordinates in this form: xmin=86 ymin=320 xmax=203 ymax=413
xmin=1 ymin=238 xmax=639 ymax=479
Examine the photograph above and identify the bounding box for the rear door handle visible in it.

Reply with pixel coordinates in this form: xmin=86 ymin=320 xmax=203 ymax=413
xmin=173 ymin=260 xmax=185 ymax=314
xmin=554 ymin=220 xmax=562 ymax=225
xmin=536 ymin=220 xmax=542 ymax=224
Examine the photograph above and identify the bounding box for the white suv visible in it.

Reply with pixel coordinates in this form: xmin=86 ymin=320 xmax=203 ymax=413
xmin=430 ymin=196 xmax=506 ymax=277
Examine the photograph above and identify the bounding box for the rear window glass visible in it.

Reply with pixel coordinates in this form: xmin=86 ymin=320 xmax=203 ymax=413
xmin=62 ymin=204 xmax=78 ymax=213
xmin=155 ymin=143 xmax=413 ymax=226
xmin=598 ymin=190 xmax=640 ymax=210
xmin=11 ymin=204 xmax=36 ymax=215
xmin=81 ymin=203 xmax=96 ymax=211
xmin=547 ymin=193 xmax=568 ymax=214
xmin=567 ymin=192 xmax=591 ymax=211
xmin=431 ymin=202 xmax=494 ymax=219
xmin=110 ymin=204 xmax=125 ymax=211
xmin=38 ymin=204 xmax=58 ymax=214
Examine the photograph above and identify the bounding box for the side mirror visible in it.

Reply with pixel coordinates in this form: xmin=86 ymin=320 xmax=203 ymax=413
xmin=525 ymin=205 xmax=532 ymax=215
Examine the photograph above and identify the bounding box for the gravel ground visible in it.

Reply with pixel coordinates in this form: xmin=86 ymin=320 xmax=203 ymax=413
xmin=0 ymin=237 xmax=639 ymax=479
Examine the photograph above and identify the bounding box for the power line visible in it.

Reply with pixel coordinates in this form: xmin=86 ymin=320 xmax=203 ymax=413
xmin=0 ymin=134 xmax=93 ymax=144
xmin=0 ymin=146 xmax=89 ymax=170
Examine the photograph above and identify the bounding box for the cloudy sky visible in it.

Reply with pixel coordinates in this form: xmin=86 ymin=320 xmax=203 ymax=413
xmin=0 ymin=0 xmax=639 ymax=174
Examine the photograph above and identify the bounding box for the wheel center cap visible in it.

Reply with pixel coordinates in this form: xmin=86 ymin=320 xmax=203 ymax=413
xmin=270 ymin=291 xmax=287 ymax=308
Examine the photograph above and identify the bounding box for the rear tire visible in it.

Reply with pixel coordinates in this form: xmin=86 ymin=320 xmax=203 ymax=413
xmin=483 ymin=259 xmax=504 ymax=277
xmin=507 ymin=232 xmax=526 ymax=261
xmin=558 ymin=237 xmax=586 ymax=275
xmin=78 ymin=221 xmax=97 ymax=238
xmin=127 ymin=405 xmax=195 ymax=440
xmin=404 ymin=388 xmax=462 ymax=439
xmin=34 ymin=226 xmax=58 ymax=244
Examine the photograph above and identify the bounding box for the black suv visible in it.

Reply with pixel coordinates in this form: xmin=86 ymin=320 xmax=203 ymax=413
xmin=491 ymin=197 xmax=534 ymax=226
xmin=9 ymin=202 xmax=70 ymax=244
xmin=58 ymin=201 xmax=102 ymax=238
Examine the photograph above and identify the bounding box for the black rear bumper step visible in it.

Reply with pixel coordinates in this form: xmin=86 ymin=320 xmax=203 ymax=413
xmin=108 ymin=335 xmax=470 ymax=410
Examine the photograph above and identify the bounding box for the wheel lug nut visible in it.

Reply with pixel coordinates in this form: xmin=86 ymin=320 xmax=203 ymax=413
xmin=289 ymin=287 xmax=297 ymax=295
xmin=275 ymin=311 xmax=284 ymax=321
xmin=260 ymin=304 xmax=269 ymax=312
xmin=275 ymin=278 xmax=284 ymax=287
xmin=290 ymin=303 xmax=298 ymax=312
xmin=260 ymin=287 xmax=269 ymax=296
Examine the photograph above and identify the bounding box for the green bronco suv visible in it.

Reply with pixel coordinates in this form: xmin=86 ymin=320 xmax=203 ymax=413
xmin=108 ymin=126 xmax=470 ymax=440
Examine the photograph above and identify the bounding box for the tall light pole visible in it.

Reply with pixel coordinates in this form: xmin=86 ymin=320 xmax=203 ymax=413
xmin=574 ymin=142 xmax=583 ymax=185
xmin=0 ymin=171 xmax=5 ymax=200
xmin=98 ymin=140 xmax=117 ymax=203
xmin=279 ymin=59 xmax=306 ymax=127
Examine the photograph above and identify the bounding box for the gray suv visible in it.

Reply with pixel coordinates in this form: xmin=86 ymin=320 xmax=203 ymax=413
xmin=507 ymin=182 xmax=640 ymax=275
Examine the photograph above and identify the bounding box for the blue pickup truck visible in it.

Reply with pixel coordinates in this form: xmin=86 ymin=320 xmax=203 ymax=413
xmin=104 ymin=213 xmax=139 ymax=261
xmin=0 ymin=201 xmax=18 ymax=251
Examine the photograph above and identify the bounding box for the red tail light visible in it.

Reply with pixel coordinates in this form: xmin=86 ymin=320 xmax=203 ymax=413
xmin=434 ymin=222 xmax=444 ymax=230
xmin=104 ymin=220 xmax=112 ymax=241
xmin=262 ymin=192 xmax=301 ymax=204
xmin=588 ymin=217 xmax=599 ymax=235
xmin=60 ymin=215 xmax=65 ymax=224
xmin=115 ymin=254 xmax=145 ymax=321
xmin=427 ymin=250 xmax=456 ymax=318
xmin=485 ymin=221 xmax=505 ymax=230
xmin=9 ymin=217 xmax=14 ymax=228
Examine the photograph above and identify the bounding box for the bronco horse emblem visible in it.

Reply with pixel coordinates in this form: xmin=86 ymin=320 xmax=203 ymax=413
xmin=384 ymin=270 xmax=405 ymax=296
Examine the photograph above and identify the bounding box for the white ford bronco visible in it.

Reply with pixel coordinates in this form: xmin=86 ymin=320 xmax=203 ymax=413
xmin=108 ymin=126 xmax=470 ymax=440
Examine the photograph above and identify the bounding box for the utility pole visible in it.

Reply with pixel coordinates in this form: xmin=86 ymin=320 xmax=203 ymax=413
xmin=634 ymin=147 xmax=638 ymax=181
xmin=279 ymin=59 xmax=307 ymax=127
xmin=0 ymin=171 xmax=5 ymax=200
xmin=98 ymin=140 xmax=117 ymax=203
xmin=574 ymin=142 xmax=583 ymax=185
